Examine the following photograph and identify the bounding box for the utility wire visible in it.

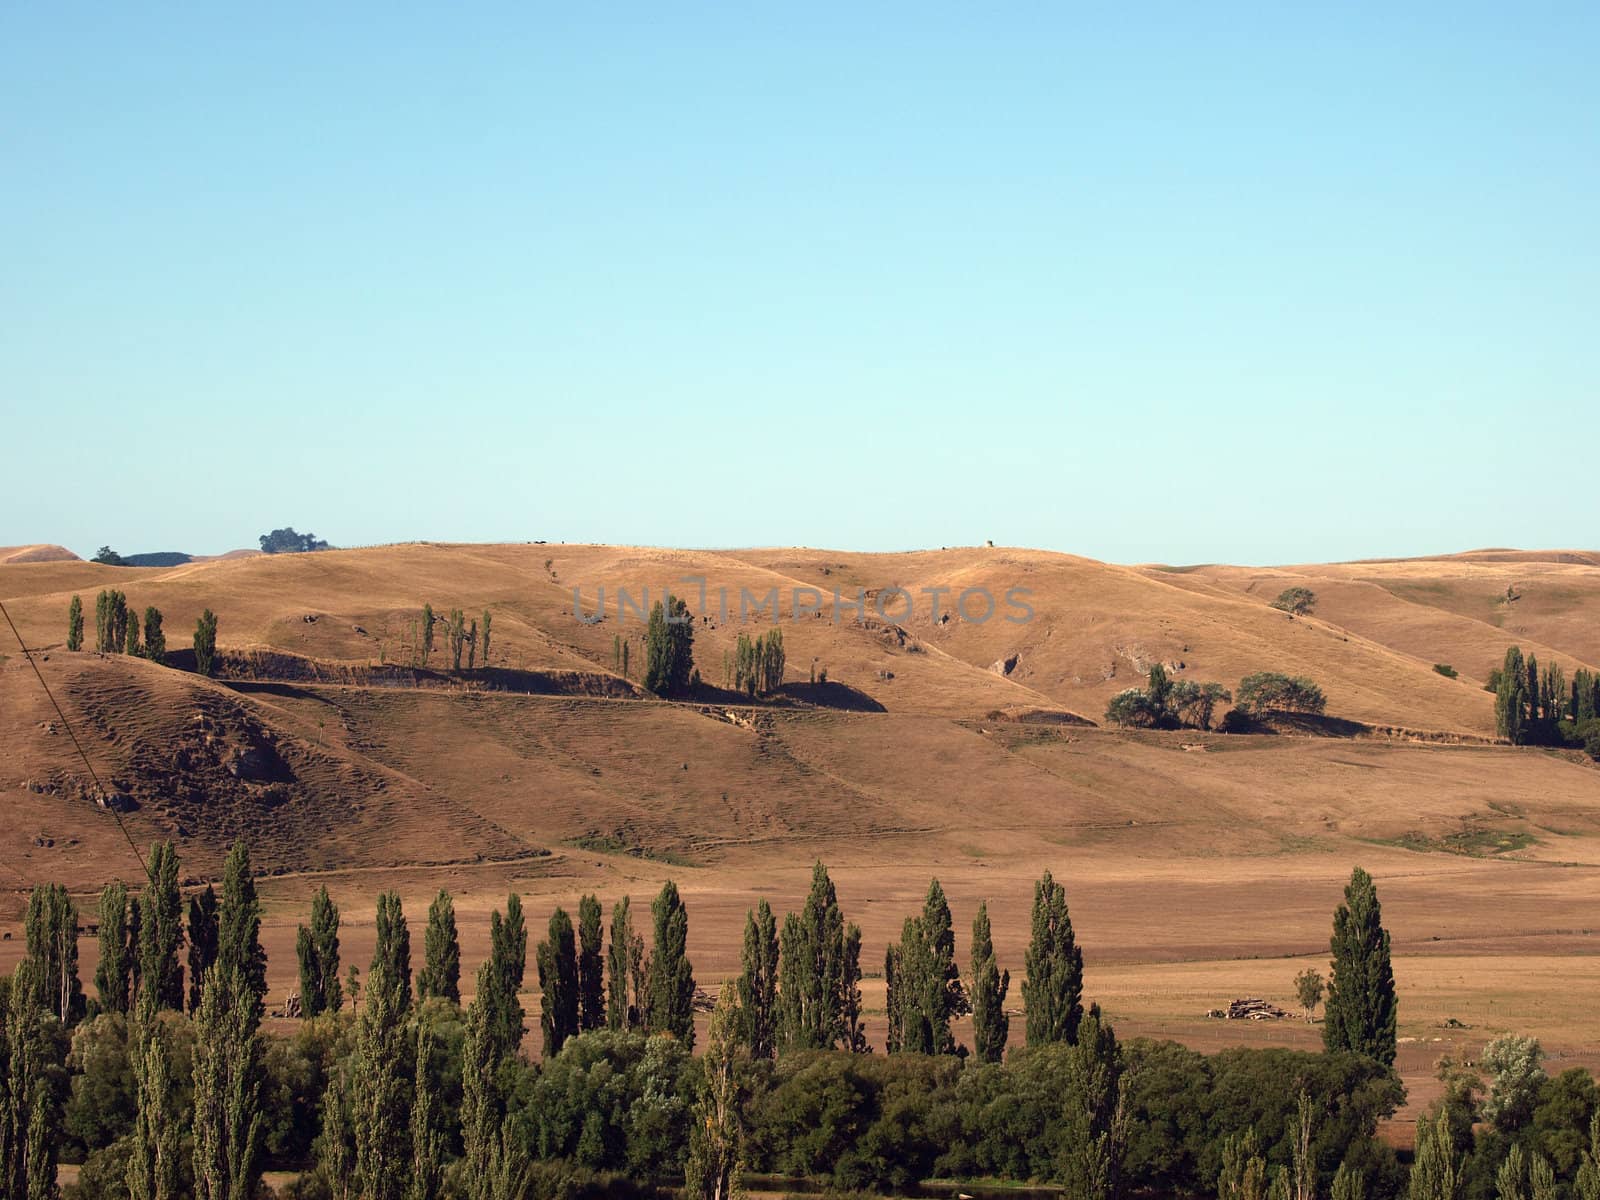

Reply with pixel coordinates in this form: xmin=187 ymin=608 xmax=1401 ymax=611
xmin=0 ymin=597 xmax=153 ymax=886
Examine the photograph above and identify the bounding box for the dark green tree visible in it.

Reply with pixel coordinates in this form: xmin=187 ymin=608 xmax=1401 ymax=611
xmin=643 ymin=596 xmax=695 ymax=696
xmin=841 ymin=922 xmax=867 ymax=1053
xmin=124 ymin=607 xmax=141 ymax=656
xmin=480 ymin=610 xmax=492 ymax=668
xmin=3 ymin=962 xmax=56 ymax=1197
xmin=1060 ymin=1005 xmax=1126 ymax=1200
xmin=1323 ymin=867 xmax=1397 ymax=1066
xmin=142 ymin=607 xmax=167 ymax=664
xmin=139 ymin=842 xmax=184 ymax=1012
xmin=737 ymin=899 xmax=778 ymax=1058
xmin=67 ymin=596 xmax=83 ymax=651
xmin=351 ymin=956 xmax=411 ymax=1200
xmin=370 ymin=892 xmax=411 ymax=1018
xmin=194 ymin=609 xmax=219 ymax=676
xmin=576 ymin=894 xmax=605 ymax=1031
xmin=420 ymin=604 xmax=434 ymax=666
xmin=297 ymin=886 xmax=343 ymax=1017
xmin=417 ymin=889 xmax=459 ymax=1005
xmin=685 ymin=981 xmax=745 ymax=1200
xmin=186 ymin=886 xmax=219 ymax=1014
xmin=1497 ymin=647 xmax=1531 ymax=744
xmin=95 ymin=881 xmax=132 ymax=1015
xmin=537 ymin=907 xmax=580 ymax=1057
xmin=607 ymin=896 xmax=642 ymax=1031
xmin=778 ymin=861 xmax=846 ymax=1051
xmin=1023 ymin=868 xmax=1084 ymax=1046
xmin=126 ymin=986 xmax=182 ymax=1200
xmin=884 ymin=942 xmax=903 ymax=1054
xmin=483 ymin=894 xmax=527 ymax=1061
xmin=647 ymin=881 xmax=696 ymax=1046
xmin=970 ymin=900 xmax=1010 ymax=1063
xmin=25 ymin=882 xmax=84 ymax=1024
xmin=191 ymin=964 xmax=265 ymax=1200
xmin=407 ymin=1022 xmax=445 ymax=1200
xmin=894 ymin=879 xmax=966 ymax=1055
xmin=217 ymin=840 xmax=267 ymax=1020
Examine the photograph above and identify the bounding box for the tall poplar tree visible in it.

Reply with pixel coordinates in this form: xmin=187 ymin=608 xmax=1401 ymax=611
xmin=298 ymin=886 xmax=343 ymax=1017
xmin=1323 ymin=867 xmax=1397 ymax=1066
xmin=217 ymin=840 xmax=266 ymax=1020
xmin=194 ymin=609 xmax=219 ymax=676
xmin=139 ymin=842 xmax=184 ymax=1012
xmin=126 ymin=987 xmax=181 ymax=1200
xmin=3 ymin=959 xmax=66 ymax=1199
xmin=25 ymin=882 xmax=84 ymax=1024
xmin=407 ymin=1023 xmax=445 ymax=1200
xmin=841 ymin=923 xmax=867 ymax=1053
xmin=647 ymin=881 xmax=696 ymax=1046
xmin=737 ymin=899 xmax=778 ymax=1058
xmin=1023 ymin=868 xmax=1084 ymax=1046
xmin=970 ymin=900 xmax=1010 ymax=1063
xmin=576 ymin=894 xmax=605 ymax=1031
xmin=186 ymin=886 xmax=219 ymax=1015
xmin=1409 ymin=1109 xmax=1460 ymax=1200
xmin=1497 ymin=647 xmax=1530 ymax=744
xmin=607 ymin=896 xmax=642 ymax=1031
xmin=777 ymin=862 xmax=846 ymax=1051
xmin=351 ymin=958 xmax=411 ymax=1200
xmin=67 ymin=596 xmax=83 ymax=651
xmin=417 ymin=890 xmax=460 ymax=1005
xmin=142 ymin=607 xmax=167 ymax=665
xmin=685 ymin=981 xmax=745 ymax=1200
xmin=191 ymin=966 xmax=264 ymax=1200
xmin=96 ymin=881 xmax=132 ymax=1015
xmin=483 ymin=895 xmax=527 ymax=1060
xmin=537 ymin=907 xmax=580 ymax=1057
xmin=371 ymin=892 xmax=411 ymax=1018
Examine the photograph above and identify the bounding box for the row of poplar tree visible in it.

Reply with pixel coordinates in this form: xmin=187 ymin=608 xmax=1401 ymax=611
xmin=1493 ymin=646 xmax=1600 ymax=751
xmin=65 ymin=592 xmax=221 ymax=675
xmin=0 ymin=849 xmax=1400 ymax=1200
xmin=413 ymin=604 xmax=492 ymax=671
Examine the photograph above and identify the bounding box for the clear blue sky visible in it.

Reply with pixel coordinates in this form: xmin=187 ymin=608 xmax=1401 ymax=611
xmin=4 ymin=4 xmax=1595 ymax=565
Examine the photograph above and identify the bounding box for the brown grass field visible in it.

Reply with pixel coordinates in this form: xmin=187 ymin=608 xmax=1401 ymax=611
xmin=3 ymin=541 xmax=1599 ymax=1140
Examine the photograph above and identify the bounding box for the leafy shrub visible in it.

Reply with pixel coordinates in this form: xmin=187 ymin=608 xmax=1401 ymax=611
xmin=1434 ymin=664 xmax=1458 ymax=679
xmin=1236 ymin=672 xmax=1327 ymax=716
xmin=1270 ymin=587 xmax=1317 ymax=615
xmin=1105 ymin=688 xmax=1161 ymax=728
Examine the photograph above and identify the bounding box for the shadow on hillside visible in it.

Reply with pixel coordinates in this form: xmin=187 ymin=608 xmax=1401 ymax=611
xmin=776 ymin=680 xmax=887 ymax=712
xmin=1252 ymin=712 xmax=1370 ymax=737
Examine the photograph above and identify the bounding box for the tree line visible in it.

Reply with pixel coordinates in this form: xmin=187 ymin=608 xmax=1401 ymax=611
xmin=1104 ymin=664 xmax=1327 ymax=731
xmin=410 ymin=604 xmax=492 ymax=671
xmin=67 ymin=593 xmax=218 ymax=676
xmin=1493 ymin=647 xmax=1600 ymax=758
xmin=0 ymin=849 xmax=1423 ymax=1200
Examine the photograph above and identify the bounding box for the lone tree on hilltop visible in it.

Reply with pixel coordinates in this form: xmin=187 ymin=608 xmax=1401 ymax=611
xmin=92 ymin=545 xmax=126 ymax=565
xmin=1323 ymin=866 xmax=1396 ymax=1065
xmin=258 ymin=527 xmax=331 ymax=554
xmin=1271 ymin=586 xmax=1317 ymax=616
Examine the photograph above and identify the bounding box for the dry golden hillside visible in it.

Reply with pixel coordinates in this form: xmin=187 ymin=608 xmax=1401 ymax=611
xmin=2 ymin=541 xmax=1599 ymax=1111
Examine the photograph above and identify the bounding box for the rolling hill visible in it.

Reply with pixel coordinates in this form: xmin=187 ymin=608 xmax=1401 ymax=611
xmin=2 ymin=541 xmax=1598 ymax=1106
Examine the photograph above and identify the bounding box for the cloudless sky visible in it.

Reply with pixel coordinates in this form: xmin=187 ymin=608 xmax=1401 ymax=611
xmin=3 ymin=4 xmax=1596 ymax=565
